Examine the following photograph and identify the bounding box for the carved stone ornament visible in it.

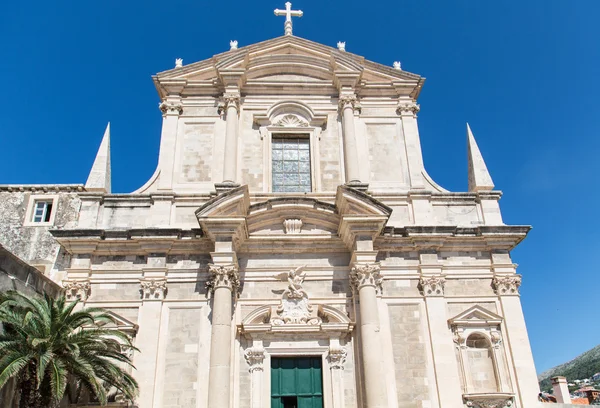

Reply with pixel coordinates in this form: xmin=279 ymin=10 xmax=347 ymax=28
xmin=328 ymin=346 xmax=347 ymax=370
xmin=222 ymin=93 xmax=241 ymax=110
xmin=140 ymin=279 xmax=167 ymax=300
xmin=396 ymin=102 xmax=420 ymax=116
xmin=271 ymin=266 xmax=322 ymax=325
xmin=63 ymin=280 xmax=91 ymax=301
xmin=244 ymin=347 xmax=265 ymax=372
xmin=337 ymin=41 xmax=346 ymax=51
xmin=175 ymin=58 xmax=183 ymax=68
xmin=283 ymin=219 xmax=302 ymax=234
xmin=206 ymin=264 xmax=240 ymax=295
xmin=350 ymin=263 xmax=383 ymax=293
xmin=492 ymin=275 xmax=522 ymax=296
xmin=453 ymin=330 xmax=467 ymax=350
xmin=159 ymin=101 xmax=183 ymax=115
xmin=338 ymin=94 xmax=360 ymax=111
xmin=490 ymin=330 xmax=503 ymax=349
xmin=463 ymin=394 xmax=514 ymax=408
xmin=230 ymin=40 xmax=238 ymax=50
xmin=274 ymin=114 xmax=309 ymax=127
xmin=419 ymin=275 xmax=445 ymax=297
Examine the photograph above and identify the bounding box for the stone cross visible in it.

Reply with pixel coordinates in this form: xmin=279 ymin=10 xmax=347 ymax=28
xmin=274 ymin=2 xmax=303 ymax=36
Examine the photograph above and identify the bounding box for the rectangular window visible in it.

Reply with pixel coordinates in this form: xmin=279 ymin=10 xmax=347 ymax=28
xmin=272 ymin=135 xmax=311 ymax=193
xmin=32 ymin=200 xmax=53 ymax=223
xmin=271 ymin=357 xmax=323 ymax=408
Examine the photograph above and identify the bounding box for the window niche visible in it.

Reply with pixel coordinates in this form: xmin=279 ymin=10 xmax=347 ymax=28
xmin=449 ymin=306 xmax=514 ymax=408
xmin=253 ymin=101 xmax=327 ymax=193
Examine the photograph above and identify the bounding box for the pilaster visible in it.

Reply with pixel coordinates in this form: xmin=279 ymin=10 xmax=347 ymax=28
xmin=494 ymin=272 xmax=540 ymax=408
xmin=418 ymin=252 xmax=464 ymax=408
xmin=157 ymin=96 xmax=183 ymax=191
xmin=397 ymin=100 xmax=425 ymax=189
xmin=134 ymin=256 xmax=168 ymax=408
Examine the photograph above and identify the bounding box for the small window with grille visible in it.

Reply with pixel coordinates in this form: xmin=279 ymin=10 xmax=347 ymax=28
xmin=272 ymin=135 xmax=311 ymax=193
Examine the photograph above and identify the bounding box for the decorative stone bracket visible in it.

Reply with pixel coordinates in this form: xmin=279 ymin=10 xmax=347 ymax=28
xmin=327 ymin=346 xmax=347 ymax=370
xmin=244 ymin=347 xmax=266 ymax=372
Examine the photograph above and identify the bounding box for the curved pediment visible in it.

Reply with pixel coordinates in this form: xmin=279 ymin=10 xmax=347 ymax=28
xmin=247 ymin=197 xmax=339 ymax=236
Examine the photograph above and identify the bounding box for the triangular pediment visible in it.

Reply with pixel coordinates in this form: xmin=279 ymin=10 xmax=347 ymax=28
xmin=153 ymin=36 xmax=424 ymax=98
xmin=448 ymin=305 xmax=503 ymax=327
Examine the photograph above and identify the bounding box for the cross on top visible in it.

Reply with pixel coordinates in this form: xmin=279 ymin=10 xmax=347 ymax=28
xmin=274 ymin=2 xmax=303 ymax=36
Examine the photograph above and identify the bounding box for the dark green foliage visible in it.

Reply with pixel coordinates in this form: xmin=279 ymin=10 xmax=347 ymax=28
xmin=0 ymin=291 xmax=139 ymax=407
xmin=538 ymin=344 xmax=600 ymax=392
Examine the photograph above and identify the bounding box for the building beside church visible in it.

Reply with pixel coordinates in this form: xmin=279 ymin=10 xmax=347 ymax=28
xmin=0 ymin=4 xmax=541 ymax=408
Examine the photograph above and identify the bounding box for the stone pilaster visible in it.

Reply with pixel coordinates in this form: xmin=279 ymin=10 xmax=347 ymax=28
xmin=245 ymin=342 xmax=265 ymax=408
xmin=397 ymin=100 xmax=425 ymax=188
xmin=157 ymin=98 xmax=183 ymax=190
xmin=419 ymin=252 xmax=464 ymax=407
xmin=328 ymin=341 xmax=347 ymax=408
xmin=494 ymin=272 xmax=540 ymax=407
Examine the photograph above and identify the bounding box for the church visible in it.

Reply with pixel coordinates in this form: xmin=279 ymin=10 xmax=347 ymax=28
xmin=0 ymin=4 xmax=540 ymax=408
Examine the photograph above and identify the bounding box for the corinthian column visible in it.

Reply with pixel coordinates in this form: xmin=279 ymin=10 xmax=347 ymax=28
xmin=351 ymin=263 xmax=386 ymax=408
xmin=206 ymin=264 xmax=239 ymax=408
xmin=339 ymin=95 xmax=361 ymax=184
xmin=222 ymin=93 xmax=240 ymax=184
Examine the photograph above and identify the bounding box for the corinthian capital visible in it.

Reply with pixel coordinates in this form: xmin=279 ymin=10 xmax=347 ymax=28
xmin=140 ymin=278 xmax=167 ymax=300
xmin=63 ymin=280 xmax=91 ymax=301
xmin=396 ymin=101 xmax=420 ymax=117
xmin=492 ymin=275 xmax=522 ymax=296
xmin=206 ymin=264 xmax=240 ymax=294
xmin=222 ymin=92 xmax=241 ymax=110
xmin=350 ymin=263 xmax=382 ymax=292
xmin=338 ymin=94 xmax=360 ymax=112
xmin=159 ymin=100 xmax=183 ymax=116
xmin=419 ymin=275 xmax=446 ymax=297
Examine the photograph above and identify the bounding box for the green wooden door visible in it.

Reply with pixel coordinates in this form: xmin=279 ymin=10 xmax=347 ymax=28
xmin=271 ymin=357 xmax=323 ymax=408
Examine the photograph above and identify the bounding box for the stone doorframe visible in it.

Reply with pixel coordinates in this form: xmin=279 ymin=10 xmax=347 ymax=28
xmin=240 ymin=304 xmax=353 ymax=408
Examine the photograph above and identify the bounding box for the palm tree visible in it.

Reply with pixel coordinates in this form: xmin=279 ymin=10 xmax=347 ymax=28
xmin=0 ymin=290 xmax=139 ymax=407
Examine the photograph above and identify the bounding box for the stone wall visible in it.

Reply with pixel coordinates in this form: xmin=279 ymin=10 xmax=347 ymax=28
xmin=0 ymin=190 xmax=81 ymax=280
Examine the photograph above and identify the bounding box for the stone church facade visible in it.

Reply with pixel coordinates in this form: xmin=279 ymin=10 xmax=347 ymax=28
xmin=0 ymin=11 xmax=540 ymax=408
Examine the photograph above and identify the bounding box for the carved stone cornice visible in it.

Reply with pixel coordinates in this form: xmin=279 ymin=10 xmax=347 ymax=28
xmin=492 ymin=275 xmax=522 ymax=296
xmin=463 ymin=393 xmax=514 ymax=408
xmin=140 ymin=279 xmax=167 ymax=300
xmin=158 ymin=101 xmax=183 ymax=116
xmin=396 ymin=101 xmax=420 ymax=117
xmin=350 ymin=263 xmax=382 ymax=293
xmin=419 ymin=275 xmax=445 ymax=297
xmin=244 ymin=347 xmax=265 ymax=372
xmin=206 ymin=264 xmax=240 ymax=294
xmin=338 ymin=94 xmax=360 ymax=112
xmin=63 ymin=280 xmax=91 ymax=301
xmin=327 ymin=346 xmax=347 ymax=370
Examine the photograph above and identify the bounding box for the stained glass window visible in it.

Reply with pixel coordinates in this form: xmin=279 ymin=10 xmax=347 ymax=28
xmin=272 ymin=135 xmax=311 ymax=193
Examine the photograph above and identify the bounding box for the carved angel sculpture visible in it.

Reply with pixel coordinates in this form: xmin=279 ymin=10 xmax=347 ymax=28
xmin=287 ymin=266 xmax=306 ymax=297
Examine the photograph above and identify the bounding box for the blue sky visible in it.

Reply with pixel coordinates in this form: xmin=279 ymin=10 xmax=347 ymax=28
xmin=1 ymin=0 xmax=599 ymax=373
